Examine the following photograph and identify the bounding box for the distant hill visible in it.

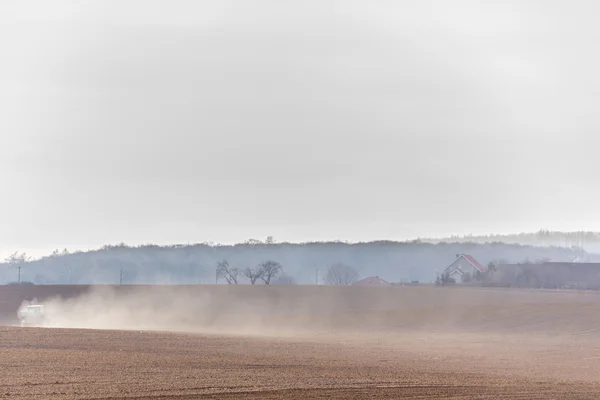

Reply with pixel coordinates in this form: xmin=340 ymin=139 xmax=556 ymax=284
xmin=421 ymin=230 xmax=600 ymax=253
xmin=0 ymin=240 xmax=591 ymax=285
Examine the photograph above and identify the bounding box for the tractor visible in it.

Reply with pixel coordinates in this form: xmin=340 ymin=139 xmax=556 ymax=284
xmin=17 ymin=304 xmax=46 ymax=327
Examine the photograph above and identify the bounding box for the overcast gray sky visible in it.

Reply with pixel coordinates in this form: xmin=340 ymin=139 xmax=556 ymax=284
xmin=1 ymin=0 xmax=599 ymax=258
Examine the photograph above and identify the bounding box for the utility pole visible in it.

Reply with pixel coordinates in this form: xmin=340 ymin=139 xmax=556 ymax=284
xmin=120 ymin=269 xmax=123 ymax=285
xmin=18 ymin=265 xmax=22 ymax=284
xmin=315 ymin=268 xmax=319 ymax=285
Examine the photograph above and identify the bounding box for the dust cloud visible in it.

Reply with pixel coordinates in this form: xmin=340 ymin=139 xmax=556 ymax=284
xmin=17 ymin=285 xmax=600 ymax=338
xmin=23 ymin=287 xmax=278 ymax=336
xmin=17 ymin=285 xmax=379 ymax=337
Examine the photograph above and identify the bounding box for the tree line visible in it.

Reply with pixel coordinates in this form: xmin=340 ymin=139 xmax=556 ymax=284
xmin=0 ymin=240 xmax=590 ymax=285
xmin=423 ymin=230 xmax=600 ymax=253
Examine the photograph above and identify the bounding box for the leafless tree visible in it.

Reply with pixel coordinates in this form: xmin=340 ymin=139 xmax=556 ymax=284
xmin=244 ymin=266 xmax=264 ymax=284
xmin=259 ymin=260 xmax=283 ymax=285
xmin=325 ymin=263 xmax=358 ymax=285
xmin=5 ymin=252 xmax=31 ymax=264
xmin=5 ymin=252 xmax=31 ymax=284
xmin=216 ymin=260 xmax=239 ymax=284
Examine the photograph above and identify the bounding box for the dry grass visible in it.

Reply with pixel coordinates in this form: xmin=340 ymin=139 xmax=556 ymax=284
xmin=2 ymin=285 xmax=600 ymax=398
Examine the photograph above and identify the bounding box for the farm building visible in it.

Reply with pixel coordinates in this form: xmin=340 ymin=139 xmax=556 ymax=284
xmin=354 ymin=276 xmax=390 ymax=286
xmin=442 ymin=254 xmax=487 ymax=283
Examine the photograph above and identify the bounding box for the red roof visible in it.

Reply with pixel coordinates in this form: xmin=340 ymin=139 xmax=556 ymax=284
xmin=354 ymin=276 xmax=390 ymax=286
xmin=462 ymin=254 xmax=487 ymax=272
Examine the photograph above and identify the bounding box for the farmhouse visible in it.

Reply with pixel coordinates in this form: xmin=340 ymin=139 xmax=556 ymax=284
xmin=442 ymin=253 xmax=487 ymax=283
xmin=354 ymin=276 xmax=390 ymax=286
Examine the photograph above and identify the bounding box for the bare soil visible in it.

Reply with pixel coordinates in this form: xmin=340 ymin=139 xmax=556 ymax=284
xmin=2 ymin=285 xmax=600 ymax=399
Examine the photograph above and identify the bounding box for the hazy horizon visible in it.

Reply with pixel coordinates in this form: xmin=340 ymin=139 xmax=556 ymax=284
xmin=2 ymin=229 xmax=598 ymax=262
xmin=2 ymin=1 xmax=600 ymax=259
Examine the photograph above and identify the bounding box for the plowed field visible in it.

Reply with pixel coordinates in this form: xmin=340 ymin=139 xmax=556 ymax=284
xmin=2 ymin=285 xmax=600 ymax=399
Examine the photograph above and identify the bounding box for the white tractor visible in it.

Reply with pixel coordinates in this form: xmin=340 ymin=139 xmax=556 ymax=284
xmin=17 ymin=304 xmax=46 ymax=327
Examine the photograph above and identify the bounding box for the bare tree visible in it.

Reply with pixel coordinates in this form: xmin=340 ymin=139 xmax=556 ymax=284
xmin=216 ymin=260 xmax=239 ymax=284
xmin=259 ymin=260 xmax=282 ymax=285
xmin=244 ymin=267 xmax=264 ymax=284
xmin=5 ymin=252 xmax=31 ymax=284
xmin=325 ymin=263 xmax=358 ymax=285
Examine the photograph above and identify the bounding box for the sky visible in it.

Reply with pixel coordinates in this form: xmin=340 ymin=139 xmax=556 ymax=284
xmin=1 ymin=0 xmax=600 ymax=258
